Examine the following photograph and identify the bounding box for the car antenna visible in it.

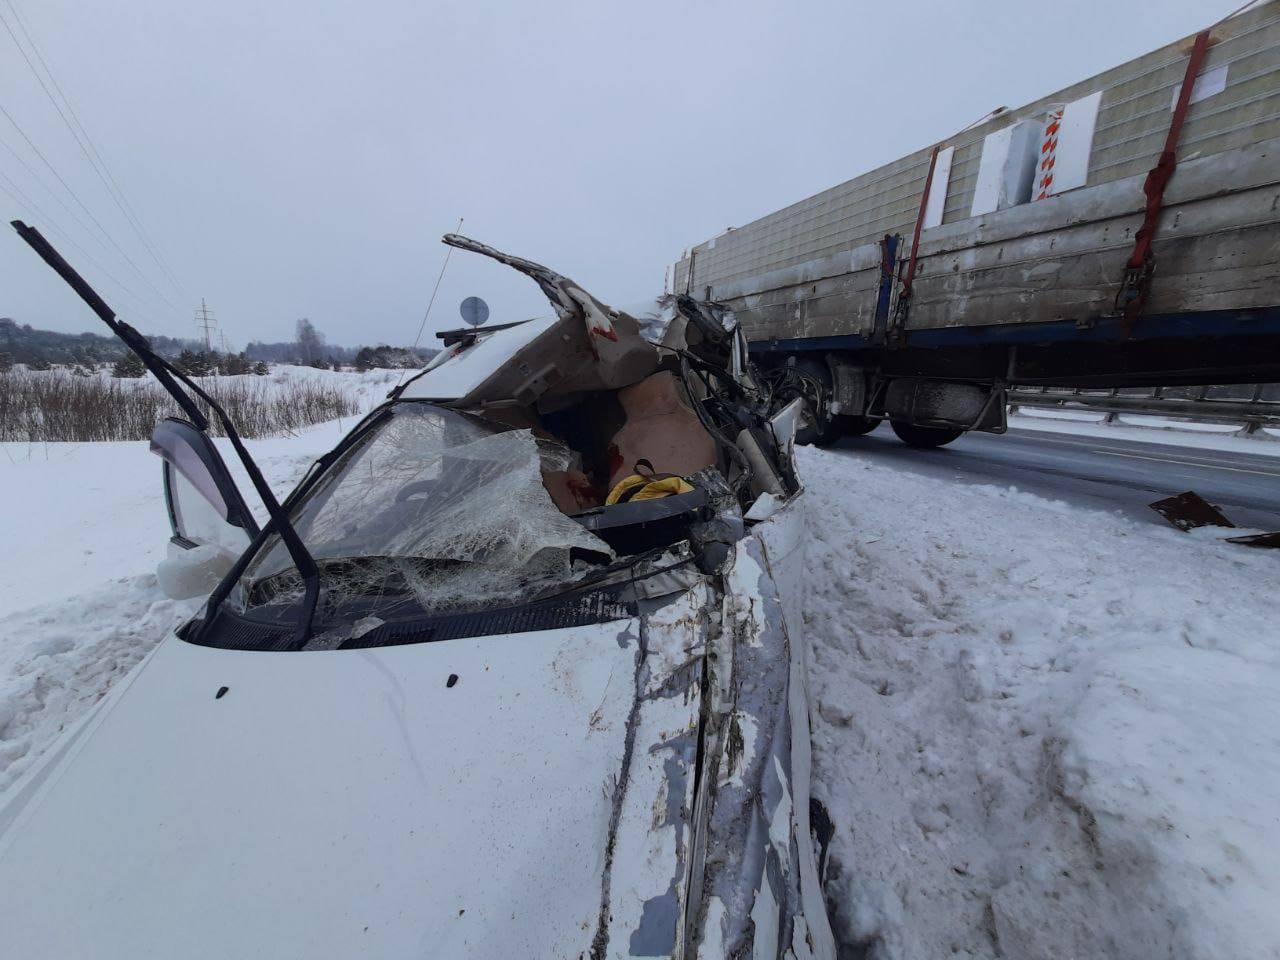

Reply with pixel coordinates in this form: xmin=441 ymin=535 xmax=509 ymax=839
xmin=393 ymin=215 xmax=463 ymax=393
xmin=10 ymin=220 xmax=322 ymax=646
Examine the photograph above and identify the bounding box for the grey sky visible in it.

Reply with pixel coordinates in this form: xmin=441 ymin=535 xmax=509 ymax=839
xmin=1 ymin=0 xmax=1224 ymax=349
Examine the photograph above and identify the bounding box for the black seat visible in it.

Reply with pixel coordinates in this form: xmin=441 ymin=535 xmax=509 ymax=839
xmin=571 ymin=488 xmax=710 ymax=553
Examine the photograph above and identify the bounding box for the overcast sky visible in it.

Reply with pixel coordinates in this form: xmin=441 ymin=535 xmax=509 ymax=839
xmin=0 ymin=0 xmax=1225 ymax=350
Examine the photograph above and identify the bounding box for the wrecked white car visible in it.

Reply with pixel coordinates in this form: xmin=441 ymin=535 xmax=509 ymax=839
xmin=0 ymin=224 xmax=836 ymax=959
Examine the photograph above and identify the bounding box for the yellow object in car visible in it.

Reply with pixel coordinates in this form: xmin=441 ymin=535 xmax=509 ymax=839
xmin=606 ymin=470 xmax=695 ymax=505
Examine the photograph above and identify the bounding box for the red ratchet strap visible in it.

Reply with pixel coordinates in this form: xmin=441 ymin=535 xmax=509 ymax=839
xmin=900 ymin=145 xmax=940 ymax=305
xmin=1118 ymin=28 xmax=1212 ymax=333
xmin=893 ymin=144 xmax=941 ymax=336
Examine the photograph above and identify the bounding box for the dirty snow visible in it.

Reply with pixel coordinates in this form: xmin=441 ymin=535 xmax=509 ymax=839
xmin=0 ymin=379 xmax=1277 ymax=959
xmin=800 ymin=445 xmax=1279 ymax=960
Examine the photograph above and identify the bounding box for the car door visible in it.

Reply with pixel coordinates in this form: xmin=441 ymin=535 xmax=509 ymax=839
xmin=148 ymin=417 xmax=259 ymax=599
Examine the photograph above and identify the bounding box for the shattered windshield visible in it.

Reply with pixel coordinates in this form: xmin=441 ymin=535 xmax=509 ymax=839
xmin=229 ymin=403 xmax=612 ymax=633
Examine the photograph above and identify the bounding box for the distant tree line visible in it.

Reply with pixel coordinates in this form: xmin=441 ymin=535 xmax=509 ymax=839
xmin=352 ymin=345 xmax=433 ymax=370
xmin=0 ymin=317 xmax=203 ymax=368
xmin=120 ymin=350 xmax=270 ymax=378
xmin=241 ymin=341 xmax=366 ymax=364
xmin=0 ymin=316 xmax=437 ymax=374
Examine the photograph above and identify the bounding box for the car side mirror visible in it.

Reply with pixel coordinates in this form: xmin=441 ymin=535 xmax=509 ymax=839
xmin=150 ymin=418 xmax=259 ymax=561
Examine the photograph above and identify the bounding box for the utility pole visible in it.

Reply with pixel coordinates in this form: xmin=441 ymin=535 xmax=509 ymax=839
xmin=195 ymin=299 xmax=217 ymax=351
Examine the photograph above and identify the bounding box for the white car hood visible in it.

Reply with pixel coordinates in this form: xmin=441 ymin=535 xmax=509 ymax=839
xmin=0 ymin=620 xmax=640 ymax=959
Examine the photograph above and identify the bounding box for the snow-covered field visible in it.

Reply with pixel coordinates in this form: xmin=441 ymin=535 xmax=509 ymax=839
xmin=0 ymin=389 xmax=1275 ymax=958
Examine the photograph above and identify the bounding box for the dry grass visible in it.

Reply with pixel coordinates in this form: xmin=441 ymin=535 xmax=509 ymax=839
xmin=0 ymin=368 xmax=360 ymax=442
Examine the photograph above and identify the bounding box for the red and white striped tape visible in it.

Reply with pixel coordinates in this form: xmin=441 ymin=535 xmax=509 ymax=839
xmin=1035 ymin=108 xmax=1064 ymax=200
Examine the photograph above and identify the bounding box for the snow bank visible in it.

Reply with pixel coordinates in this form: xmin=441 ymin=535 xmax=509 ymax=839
xmin=800 ymin=446 xmax=1280 ymax=959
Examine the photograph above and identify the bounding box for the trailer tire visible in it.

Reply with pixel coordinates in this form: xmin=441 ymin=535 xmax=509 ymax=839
xmin=890 ymin=421 xmax=963 ymax=448
xmin=836 ymin=415 xmax=881 ymax=437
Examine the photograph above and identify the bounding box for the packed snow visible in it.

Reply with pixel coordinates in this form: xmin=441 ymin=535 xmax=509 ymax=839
xmin=0 ymin=379 xmax=1276 ymax=958
xmin=801 ymin=445 xmax=1279 ymax=959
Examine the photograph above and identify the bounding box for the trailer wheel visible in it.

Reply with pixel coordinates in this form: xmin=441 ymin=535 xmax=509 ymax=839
xmin=779 ymin=359 xmax=837 ymax=446
xmin=836 ymin=415 xmax=881 ymax=437
xmin=890 ymin=421 xmax=963 ymax=448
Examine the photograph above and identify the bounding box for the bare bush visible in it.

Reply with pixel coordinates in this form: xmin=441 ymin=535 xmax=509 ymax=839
xmin=0 ymin=368 xmax=360 ymax=442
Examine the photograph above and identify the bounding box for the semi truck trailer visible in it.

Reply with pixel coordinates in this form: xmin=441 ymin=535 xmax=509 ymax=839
xmin=670 ymin=2 xmax=1280 ymax=446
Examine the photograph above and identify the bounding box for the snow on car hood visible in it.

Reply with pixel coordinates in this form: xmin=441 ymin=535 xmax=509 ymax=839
xmin=0 ymin=620 xmax=642 ymax=959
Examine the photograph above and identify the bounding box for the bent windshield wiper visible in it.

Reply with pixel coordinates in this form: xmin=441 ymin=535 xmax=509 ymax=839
xmin=11 ymin=220 xmax=322 ymax=646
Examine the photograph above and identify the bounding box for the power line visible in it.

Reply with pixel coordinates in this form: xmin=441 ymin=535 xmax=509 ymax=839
xmin=0 ymin=129 xmax=93 ymax=233
xmin=0 ymin=171 xmax=163 ymax=328
xmin=0 ymin=166 xmax=154 ymax=311
xmin=0 ymin=99 xmax=184 ymax=318
xmin=0 ymin=0 xmax=190 ymax=301
xmin=0 ymin=132 xmax=173 ymax=325
xmin=0 ymin=129 xmax=139 ymax=280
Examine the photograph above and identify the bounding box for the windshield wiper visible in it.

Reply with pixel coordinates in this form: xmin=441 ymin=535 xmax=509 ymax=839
xmin=11 ymin=220 xmax=323 ymax=646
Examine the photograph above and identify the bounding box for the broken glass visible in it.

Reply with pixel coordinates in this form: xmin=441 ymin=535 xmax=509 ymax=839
xmin=229 ymin=404 xmax=611 ymax=625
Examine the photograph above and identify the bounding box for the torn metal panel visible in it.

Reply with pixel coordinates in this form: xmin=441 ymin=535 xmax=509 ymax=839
xmin=592 ymin=519 xmax=832 ymax=960
xmin=1149 ymin=490 xmax=1236 ymax=531
xmin=689 ymin=531 xmax=835 ymax=960
xmin=1148 ymin=492 xmax=1280 ymax=549
xmin=1224 ymin=531 xmax=1280 ymax=549
xmin=599 ymin=585 xmax=708 ymax=959
xmin=688 ymin=505 xmax=834 ymax=960
xmin=403 ymin=235 xmax=660 ymax=406
xmin=755 ymin=506 xmax=837 ymax=960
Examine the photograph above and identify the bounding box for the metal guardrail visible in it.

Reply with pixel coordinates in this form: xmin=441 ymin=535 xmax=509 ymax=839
xmin=1007 ymin=384 xmax=1280 ymax=433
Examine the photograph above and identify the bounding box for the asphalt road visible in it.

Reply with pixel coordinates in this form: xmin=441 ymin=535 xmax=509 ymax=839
xmin=825 ymin=424 xmax=1280 ymax=531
